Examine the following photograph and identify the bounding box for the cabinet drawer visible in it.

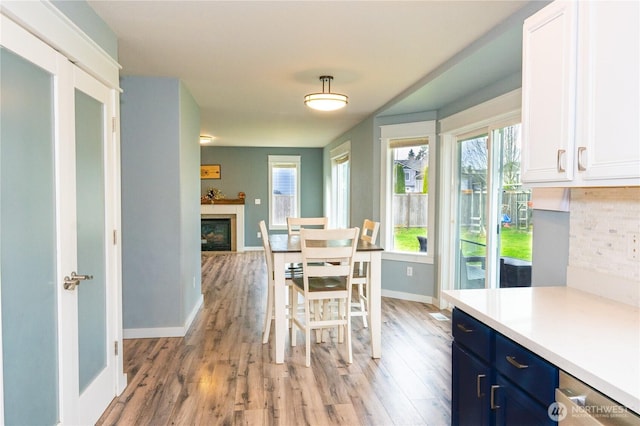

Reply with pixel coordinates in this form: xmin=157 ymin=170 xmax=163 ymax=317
xmin=452 ymin=309 xmax=492 ymax=362
xmin=494 ymin=332 xmax=558 ymax=406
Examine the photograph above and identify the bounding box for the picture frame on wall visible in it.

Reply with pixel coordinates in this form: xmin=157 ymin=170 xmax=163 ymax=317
xmin=201 ymin=164 xmax=221 ymax=179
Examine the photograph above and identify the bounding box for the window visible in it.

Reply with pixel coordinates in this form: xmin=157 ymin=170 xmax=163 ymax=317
xmin=330 ymin=142 xmax=350 ymax=228
xmin=268 ymin=155 xmax=300 ymax=229
xmin=380 ymin=121 xmax=436 ymax=262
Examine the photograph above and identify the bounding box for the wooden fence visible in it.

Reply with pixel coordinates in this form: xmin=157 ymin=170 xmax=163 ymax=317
xmin=393 ymin=193 xmax=428 ymax=227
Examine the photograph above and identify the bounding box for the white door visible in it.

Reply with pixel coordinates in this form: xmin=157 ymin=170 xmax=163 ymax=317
xmin=0 ymin=15 xmax=118 ymax=425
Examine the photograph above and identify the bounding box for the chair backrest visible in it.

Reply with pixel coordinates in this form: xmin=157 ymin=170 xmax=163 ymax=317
xmin=299 ymin=227 xmax=359 ymax=288
xmin=287 ymin=216 xmax=328 ymax=235
xmin=259 ymin=220 xmax=274 ymax=279
xmin=360 ymin=219 xmax=380 ymax=244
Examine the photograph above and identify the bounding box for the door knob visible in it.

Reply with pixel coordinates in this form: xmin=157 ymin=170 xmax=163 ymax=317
xmin=63 ymin=271 xmax=93 ymax=291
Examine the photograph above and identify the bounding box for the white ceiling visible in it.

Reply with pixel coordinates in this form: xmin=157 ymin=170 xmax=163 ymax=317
xmin=88 ymin=1 xmax=536 ymax=148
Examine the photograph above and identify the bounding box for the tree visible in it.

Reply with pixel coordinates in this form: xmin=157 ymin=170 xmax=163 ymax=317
xmin=408 ymin=149 xmax=415 ymax=160
xmin=501 ymin=125 xmax=521 ymax=190
xmin=422 ymin=166 xmax=429 ymax=193
xmin=394 ymin=163 xmax=406 ymax=193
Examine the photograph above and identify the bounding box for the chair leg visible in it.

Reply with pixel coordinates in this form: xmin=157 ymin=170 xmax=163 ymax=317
xmin=291 ymin=290 xmax=298 ymax=347
xmin=359 ymin=283 xmax=368 ymax=328
xmin=262 ymin=280 xmax=274 ymax=344
xmin=305 ymin=299 xmax=312 ymax=367
xmin=346 ymin=300 xmax=353 ymax=364
xmin=337 ymin=299 xmax=344 ymax=343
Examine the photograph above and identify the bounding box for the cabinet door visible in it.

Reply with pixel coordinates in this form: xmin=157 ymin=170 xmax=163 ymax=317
xmin=575 ymin=1 xmax=640 ymax=184
xmin=521 ymin=0 xmax=578 ymax=184
xmin=452 ymin=343 xmax=491 ymax=426
xmin=493 ymin=374 xmax=554 ymax=426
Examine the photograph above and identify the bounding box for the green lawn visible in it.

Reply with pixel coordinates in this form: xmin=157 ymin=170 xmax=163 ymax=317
xmin=395 ymin=226 xmax=532 ymax=261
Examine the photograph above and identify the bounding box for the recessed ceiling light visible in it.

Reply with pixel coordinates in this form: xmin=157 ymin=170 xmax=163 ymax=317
xmin=200 ymin=135 xmax=214 ymax=144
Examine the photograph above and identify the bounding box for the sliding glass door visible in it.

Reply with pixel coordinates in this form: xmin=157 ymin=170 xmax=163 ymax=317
xmin=454 ymin=122 xmax=532 ymax=289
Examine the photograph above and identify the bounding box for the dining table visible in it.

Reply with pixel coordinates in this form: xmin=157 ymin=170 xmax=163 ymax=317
xmin=268 ymin=233 xmax=384 ymax=364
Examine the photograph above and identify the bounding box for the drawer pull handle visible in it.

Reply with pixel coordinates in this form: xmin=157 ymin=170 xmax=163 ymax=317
xmin=456 ymin=323 xmax=473 ymax=333
xmin=490 ymin=385 xmax=501 ymax=410
xmin=477 ymin=374 xmax=486 ymax=398
xmin=506 ymin=356 xmax=529 ymax=369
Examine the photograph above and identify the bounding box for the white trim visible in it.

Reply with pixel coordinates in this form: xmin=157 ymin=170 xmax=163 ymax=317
xmin=123 ymin=295 xmax=204 ymax=339
xmin=330 ymin=141 xmax=351 ymax=228
xmin=184 ymin=295 xmax=204 ymax=332
xmin=330 ymin=140 xmax=351 ymax=160
xmin=440 ymin=89 xmax=522 ymax=134
xmin=437 ymin=89 xmax=523 ymax=306
xmin=379 ymin=120 xmax=436 ymax=263
xmin=382 ymin=251 xmax=432 ymax=264
xmin=381 ymin=289 xmax=434 ymax=305
xmin=1 ymin=0 xmax=121 ymax=89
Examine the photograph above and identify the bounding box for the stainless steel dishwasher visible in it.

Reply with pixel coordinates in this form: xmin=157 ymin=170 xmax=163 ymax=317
xmin=554 ymin=371 xmax=640 ymax=425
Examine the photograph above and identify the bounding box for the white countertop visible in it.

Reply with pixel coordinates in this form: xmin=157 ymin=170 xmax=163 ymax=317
xmin=442 ymin=287 xmax=640 ymax=414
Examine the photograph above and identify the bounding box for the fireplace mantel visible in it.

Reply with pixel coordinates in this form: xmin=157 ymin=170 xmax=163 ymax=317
xmin=201 ymin=204 xmax=244 ymax=252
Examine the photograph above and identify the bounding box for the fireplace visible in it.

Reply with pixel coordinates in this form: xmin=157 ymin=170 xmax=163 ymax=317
xmin=200 ymin=204 xmax=244 ymax=252
xmin=201 ymin=218 xmax=232 ymax=251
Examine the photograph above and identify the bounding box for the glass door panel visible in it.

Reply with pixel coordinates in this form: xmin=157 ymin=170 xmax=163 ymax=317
xmin=0 ymin=47 xmax=59 ymax=425
xmin=456 ymin=135 xmax=488 ymax=289
xmin=75 ymin=89 xmax=107 ymax=393
xmin=494 ymin=124 xmax=533 ymax=288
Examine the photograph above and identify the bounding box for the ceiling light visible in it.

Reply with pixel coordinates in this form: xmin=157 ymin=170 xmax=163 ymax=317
xmin=200 ymin=135 xmax=214 ymax=144
xmin=304 ymin=75 xmax=348 ymax=111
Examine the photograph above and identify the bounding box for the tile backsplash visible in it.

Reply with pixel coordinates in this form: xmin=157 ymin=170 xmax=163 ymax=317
xmin=569 ymin=187 xmax=640 ymax=283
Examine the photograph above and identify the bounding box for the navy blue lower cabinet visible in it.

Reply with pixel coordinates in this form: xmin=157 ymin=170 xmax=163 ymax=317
xmin=451 ymin=308 xmax=559 ymax=425
xmin=492 ymin=373 xmax=556 ymax=426
xmin=452 ymin=342 xmax=491 ymax=426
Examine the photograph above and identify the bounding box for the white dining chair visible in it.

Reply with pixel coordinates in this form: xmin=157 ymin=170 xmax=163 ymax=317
xmin=351 ymin=219 xmax=379 ymax=328
xmin=259 ymin=220 xmax=295 ymax=344
xmin=286 ymin=216 xmax=328 ymax=234
xmin=290 ymin=227 xmax=359 ymax=367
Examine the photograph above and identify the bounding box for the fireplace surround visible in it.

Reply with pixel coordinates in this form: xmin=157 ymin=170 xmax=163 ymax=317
xmin=200 ymin=204 xmax=245 ymax=252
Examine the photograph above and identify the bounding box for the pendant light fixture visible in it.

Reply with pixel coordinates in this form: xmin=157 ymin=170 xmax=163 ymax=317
xmin=304 ymin=75 xmax=348 ymax=111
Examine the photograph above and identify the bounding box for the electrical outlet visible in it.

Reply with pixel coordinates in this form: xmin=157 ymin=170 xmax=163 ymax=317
xmin=257 ymin=231 xmax=261 ymax=239
xmin=255 ymin=198 xmax=261 ymax=205
xmin=628 ymin=234 xmax=638 ymax=260
xmin=407 ymin=266 xmax=413 ymax=277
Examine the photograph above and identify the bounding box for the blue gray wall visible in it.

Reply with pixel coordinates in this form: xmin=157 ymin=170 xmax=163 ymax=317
xmin=531 ymin=209 xmax=570 ymax=286
xmin=51 ymin=0 xmax=118 ymax=59
xmin=121 ymin=76 xmax=201 ymax=331
xmin=200 ymin=146 xmax=323 ymax=247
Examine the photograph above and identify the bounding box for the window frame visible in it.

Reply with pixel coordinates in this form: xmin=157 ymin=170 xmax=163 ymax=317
xmin=268 ymin=155 xmax=301 ymax=230
xmin=437 ymin=89 xmax=522 ymax=308
xmin=380 ymin=121 xmax=436 ymax=264
xmin=329 ymin=141 xmax=351 ymax=228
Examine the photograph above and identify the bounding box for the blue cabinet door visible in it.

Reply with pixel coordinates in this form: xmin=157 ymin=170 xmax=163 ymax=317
xmin=493 ymin=373 xmax=556 ymax=426
xmin=452 ymin=342 xmax=491 ymax=426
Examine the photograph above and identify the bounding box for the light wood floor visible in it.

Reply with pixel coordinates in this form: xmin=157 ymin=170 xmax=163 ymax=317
xmin=97 ymin=251 xmax=453 ymax=426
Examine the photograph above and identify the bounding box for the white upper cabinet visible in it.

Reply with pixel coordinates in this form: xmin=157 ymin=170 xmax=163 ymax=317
xmin=521 ymin=0 xmax=640 ymax=187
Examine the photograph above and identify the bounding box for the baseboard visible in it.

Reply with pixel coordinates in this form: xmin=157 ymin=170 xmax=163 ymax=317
xmin=124 ymin=294 xmax=204 ymax=339
xmin=243 ymin=246 xmax=263 ymax=252
xmin=184 ymin=294 xmax=204 ymax=332
xmin=381 ymin=289 xmax=435 ymax=305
